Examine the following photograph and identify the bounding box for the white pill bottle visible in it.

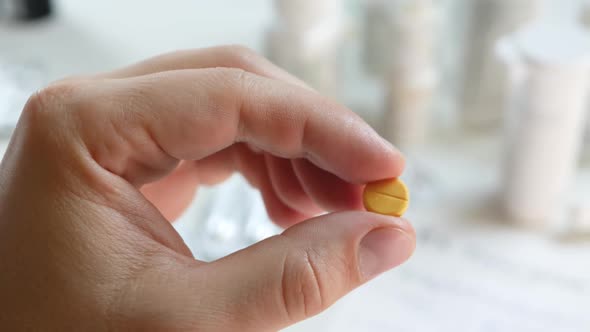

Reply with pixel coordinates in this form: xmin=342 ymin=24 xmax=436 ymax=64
xmin=497 ymin=23 xmax=590 ymax=230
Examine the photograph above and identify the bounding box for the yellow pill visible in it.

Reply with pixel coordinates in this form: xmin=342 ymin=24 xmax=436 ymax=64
xmin=363 ymin=178 xmax=409 ymax=217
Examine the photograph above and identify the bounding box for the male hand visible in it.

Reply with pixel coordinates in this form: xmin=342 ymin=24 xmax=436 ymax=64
xmin=0 ymin=46 xmax=415 ymax=331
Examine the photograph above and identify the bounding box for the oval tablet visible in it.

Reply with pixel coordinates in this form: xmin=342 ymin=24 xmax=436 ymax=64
xmin=363 ymin=178 xmax=409 ymax=217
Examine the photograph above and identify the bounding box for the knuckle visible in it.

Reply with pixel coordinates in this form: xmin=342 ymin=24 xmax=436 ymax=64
xmin=24 ymin=82 xmax=73 ymax=118
xmin=222 ymin=44 xmax=261 ymax=64
xmin=219 ymin=67 xmax=258 ymax=106
xmin=214 ymin=67 xmax=253 ymax=107
xmin=218 ymin=44 xmax=273 ymax=77
xmin=280 ymin=247 xmax=328 ymax=321
xmin=19 ymin=80 xmax=94 ymax=159
xmin=213 ymin=67 xmax=251 ymax=89
xmin=223 ymin=66 xmax=250 ymax=82
xmin=20 ymin=82 xmax=78 ymax=136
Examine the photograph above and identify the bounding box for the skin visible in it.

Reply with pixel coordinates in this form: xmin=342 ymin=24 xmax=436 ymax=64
xmin=0 ymin=45 xmax=416 ymax=331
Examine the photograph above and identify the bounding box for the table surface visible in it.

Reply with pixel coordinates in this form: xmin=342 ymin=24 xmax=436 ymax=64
xmin=1 ymin=1 xmax=590 ymax=331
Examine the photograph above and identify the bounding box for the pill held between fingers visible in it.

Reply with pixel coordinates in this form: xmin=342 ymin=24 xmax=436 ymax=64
xmin=363 ymin=178 xmax=409 ymax=217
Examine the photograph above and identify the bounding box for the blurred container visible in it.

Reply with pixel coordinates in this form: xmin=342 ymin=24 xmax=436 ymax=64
xmin=274 ymin=0 xmax=343 ymax=31
xmin=435 ymin=0 xmax=473 ymax=131
xmin=362 ymin=0 xmax=394 ymax=77
xmin=497 ymin=23 xmax=590 ymax=230
xmin=383 ymin=0 xmax=438 ymax=149
xmin=581 ymin=1 xmax=590 ymax=27
xmin=266 ymin=0 xmax=346 ymax=96
xmin=460 ymin=0 xmax=542 ymax=130
xmin=580 ymin=2 xmax=590 ymax=151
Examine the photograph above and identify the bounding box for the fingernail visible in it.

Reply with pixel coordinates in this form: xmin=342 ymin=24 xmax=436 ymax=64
xmin=358 ymin=227 xmax=415 ymax=280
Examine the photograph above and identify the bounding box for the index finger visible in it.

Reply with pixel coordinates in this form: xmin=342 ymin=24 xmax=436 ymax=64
xmin=49 ymin=68 xmax=404 ymax=186
xmin=93 ymin=45 xmax=309 ymax=89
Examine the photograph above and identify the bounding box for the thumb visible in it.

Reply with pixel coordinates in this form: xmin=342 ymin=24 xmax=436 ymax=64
xmin=179 ymin=212 xmax=415 ymax=331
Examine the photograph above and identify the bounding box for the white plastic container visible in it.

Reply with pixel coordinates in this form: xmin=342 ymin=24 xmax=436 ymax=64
xmin=460 ymin=0 xmax=542 ymax=129
xmin=266 ymin=9 xmax=345 ymax=96
xmin=580 ymin=2 xmax=590 ymax=27
xmin=273 ymin=0 xmax=343 ymax=31
xmin=383 ymin=0 xmax=438 ymax=149
xmin=580 ymin=2 xmax=590 ymax=150
xmin=362 ymin=0 xmax=395 ymax=77
xmin=497 ymin=23 xmax=590 ymax=230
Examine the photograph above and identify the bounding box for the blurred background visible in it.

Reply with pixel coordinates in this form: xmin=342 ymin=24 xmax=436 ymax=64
xmin=1 ymin=0 xmax=590 ymax=331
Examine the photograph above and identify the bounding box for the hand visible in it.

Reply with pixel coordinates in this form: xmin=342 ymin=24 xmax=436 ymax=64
xmin=0 ymin=46 xmax=415 ymax=331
